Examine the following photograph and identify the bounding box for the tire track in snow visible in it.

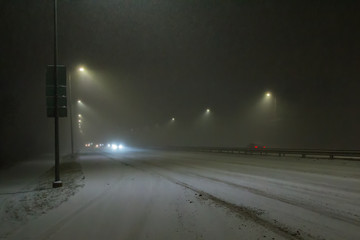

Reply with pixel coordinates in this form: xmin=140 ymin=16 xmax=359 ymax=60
xmin=124 ymin=153 xmax=360 ymax=227
xmin=34 ymin=154 xmax=128 ymax=240
xmin=111 ymin=154 xmax=305 ymax=240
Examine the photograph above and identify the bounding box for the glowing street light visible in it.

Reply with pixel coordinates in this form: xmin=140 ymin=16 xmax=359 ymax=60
xmin=266 ymin=92 xmax=271 ymax=97
xmin=78 ymin=114 xmax=82 ymax=118
xmin=171 ymin=117 xmax=175 ymax=121
xmin=69 ymin=67 xmax=86 ymax=156
xmin=206 ymin=108 xmax=211 ymax=113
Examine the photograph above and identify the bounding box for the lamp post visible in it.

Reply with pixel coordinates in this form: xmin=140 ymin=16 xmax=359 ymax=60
xmin=265 ymin=92 xmax=277 ymax=120
xmin=68 ymin=73 xmax=74 ymax=155
xmin=52 ymin=0 xmax=62 ymax=188
xmin=69 ymin=67 xmax=85 ymax=156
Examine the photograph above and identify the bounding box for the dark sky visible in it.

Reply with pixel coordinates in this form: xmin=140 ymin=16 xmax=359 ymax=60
xmin=1 ymin=0 xmax=360 ymax=162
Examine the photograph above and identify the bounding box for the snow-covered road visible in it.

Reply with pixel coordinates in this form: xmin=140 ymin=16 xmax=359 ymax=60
xmin=2 ymin=149 xmax=360 ymax=240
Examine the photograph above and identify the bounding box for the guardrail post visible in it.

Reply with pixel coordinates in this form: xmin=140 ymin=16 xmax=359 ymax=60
xmin=279 ymin=152 xmax=281 ymax=157
xmin=330 ymin=154 xmax=334 ymax=159
xmin=302 ymin=154 xmax=306 ymax=158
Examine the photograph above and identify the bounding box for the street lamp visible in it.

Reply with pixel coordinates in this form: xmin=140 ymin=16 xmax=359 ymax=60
xmin=265 ymin=92 xmax=276 ymax=119
xmin=206 ymin=108 xmax=211 ymax=113
xmin=69 ymin=67 xmax=85 ymax=156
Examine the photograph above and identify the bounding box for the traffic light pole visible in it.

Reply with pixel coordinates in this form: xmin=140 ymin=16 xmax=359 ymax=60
xmin=53 ymin=0 xmax=62 ymax=188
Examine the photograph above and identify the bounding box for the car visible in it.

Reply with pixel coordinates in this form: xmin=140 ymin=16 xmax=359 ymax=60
xmin=247 ymin=143 xmax=266 ymax=149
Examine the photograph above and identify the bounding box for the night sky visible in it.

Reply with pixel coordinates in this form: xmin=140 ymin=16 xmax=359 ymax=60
xmin=1 ymin=0 xmax=360 ymax=164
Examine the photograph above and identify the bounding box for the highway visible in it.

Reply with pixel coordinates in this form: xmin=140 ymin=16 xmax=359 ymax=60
xmin=4 ymin=149 xmax=360 ymax=240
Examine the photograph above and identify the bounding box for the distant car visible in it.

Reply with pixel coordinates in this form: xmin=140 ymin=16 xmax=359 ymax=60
xmin=247 ymin=143 xmax=266 ymax=149
xmin=84 ymin=143 xmax=106 ymax=151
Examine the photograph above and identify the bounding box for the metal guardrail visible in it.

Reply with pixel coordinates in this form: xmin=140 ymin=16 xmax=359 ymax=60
xmin=156 ymin=146 xmax=360 ymax=160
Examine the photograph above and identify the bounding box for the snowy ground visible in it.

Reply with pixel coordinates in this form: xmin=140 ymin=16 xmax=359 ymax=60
xmin=1 ymin=149 xmax=359 ymax=240
xmin=0 ymin=155 xmax=84 ymax=239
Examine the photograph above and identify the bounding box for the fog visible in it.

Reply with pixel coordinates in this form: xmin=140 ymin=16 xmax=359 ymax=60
xmin=1 ymin=0 xmax=360 ymax=166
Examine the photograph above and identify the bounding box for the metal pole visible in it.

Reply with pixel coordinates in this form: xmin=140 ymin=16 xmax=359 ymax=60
xmin=53 ymin=0 xmax=62 ymax=188
xmin=274 ymin=96 xmax=277 ymax=120
xmin=69 ymin=73 xmax=74 ymax=156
